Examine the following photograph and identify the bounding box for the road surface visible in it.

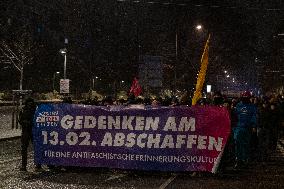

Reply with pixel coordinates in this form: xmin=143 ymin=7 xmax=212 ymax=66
xmin=1 ymin=137 xmax=284 ymax=189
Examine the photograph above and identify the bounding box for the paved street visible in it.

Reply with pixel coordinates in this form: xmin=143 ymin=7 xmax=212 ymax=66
xmin=1 ymin=137 xmax=284 ymax=189
xmin=1 ymin=106 xmax=284 ymax=189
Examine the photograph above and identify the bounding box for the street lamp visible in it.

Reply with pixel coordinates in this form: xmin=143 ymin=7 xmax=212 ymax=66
xmin=120 ymin=80 xmax=125 ymax=90
xmin=196 ymin=25 xmax=202 ymax=30
xmin=175 ymin=24 xmax=204 ymax=94
xmin=59 ymin=48 xmax=67 ymax=79
xmin=52 ymin=71 xmax=60 ymax=93
xmin=92 ymin=76 xmax=99 ymax=90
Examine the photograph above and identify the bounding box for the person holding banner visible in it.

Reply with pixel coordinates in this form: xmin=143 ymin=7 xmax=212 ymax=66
xmin=232 ymin=91 xmax=257 ymax=169
xmin=212 ymin=91 xmax=224 ymax=106
xmin=19 ymin=97 xmax=42 ymax=172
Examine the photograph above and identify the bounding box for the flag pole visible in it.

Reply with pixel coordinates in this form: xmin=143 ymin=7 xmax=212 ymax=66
xmin=192 ymin=34 xmax=211 ymax=105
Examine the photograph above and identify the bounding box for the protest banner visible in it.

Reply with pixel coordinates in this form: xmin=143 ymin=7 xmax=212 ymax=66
xmin=33 ymin=104 xmax=230 ymax=173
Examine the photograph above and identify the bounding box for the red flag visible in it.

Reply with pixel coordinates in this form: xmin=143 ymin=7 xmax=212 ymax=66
xmin=129 ymin=77 xmax=142 ymax=97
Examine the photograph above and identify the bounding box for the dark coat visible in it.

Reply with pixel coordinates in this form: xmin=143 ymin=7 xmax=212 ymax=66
xmin=268 ymin=108 xmax=280 ymax=130
xmin=258 ymin=106 xmax=270 ymax=129
xmin=19 ymin=100 xmax=37 ymax=134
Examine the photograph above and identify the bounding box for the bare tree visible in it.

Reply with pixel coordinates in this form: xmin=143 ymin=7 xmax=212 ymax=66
xmin=0 ymin=35 xmax=33 ymax=90
xmin=0 ymin=0 xmax=36 ymax=91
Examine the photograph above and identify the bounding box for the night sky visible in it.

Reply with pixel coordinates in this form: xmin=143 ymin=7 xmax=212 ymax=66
xmin=0 ymin=0 xmax=283 ymax=95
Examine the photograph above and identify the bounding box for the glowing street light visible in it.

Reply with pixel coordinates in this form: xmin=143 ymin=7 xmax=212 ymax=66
xmin=196 ymin=25 xmax=202 ymax=30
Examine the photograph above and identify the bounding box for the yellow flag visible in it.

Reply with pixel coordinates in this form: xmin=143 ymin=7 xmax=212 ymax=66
xmin=192 ymin=34 xmax=210 ymax=105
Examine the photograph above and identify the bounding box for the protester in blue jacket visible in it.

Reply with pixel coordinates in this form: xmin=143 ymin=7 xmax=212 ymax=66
xmin=233 ymin=91 xmax=257 ymax=169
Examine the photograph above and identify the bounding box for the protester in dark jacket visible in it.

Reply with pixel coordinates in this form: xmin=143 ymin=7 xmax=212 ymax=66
xmin=212 ymin=91 xmax=224 ymax=106
xmin=19 ymin=97 xmax=41 ymax=171
xmin=257 ymin=101 xmax=271 ymax=161
xmin=278 ymin=96 xmax=284 ymax=137
xmin=268 ymin=103 xmax=280 ymax=152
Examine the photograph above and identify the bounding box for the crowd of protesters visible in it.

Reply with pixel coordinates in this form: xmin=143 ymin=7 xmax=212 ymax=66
xmin=82 ymin=91 xmax=283 ymax=169
xmin=18 ymin=91 xmax=284 ymax=172
xmin=81 ymin=91 xmax=284 ymax=169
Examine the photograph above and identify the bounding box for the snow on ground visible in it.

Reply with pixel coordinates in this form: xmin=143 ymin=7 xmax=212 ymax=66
xmin=0 ymin=106 xmax=21 ymax=140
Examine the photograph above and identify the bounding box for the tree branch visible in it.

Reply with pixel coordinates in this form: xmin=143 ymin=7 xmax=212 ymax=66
xmin=0 ymin=46 xmax=21 ymax=71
